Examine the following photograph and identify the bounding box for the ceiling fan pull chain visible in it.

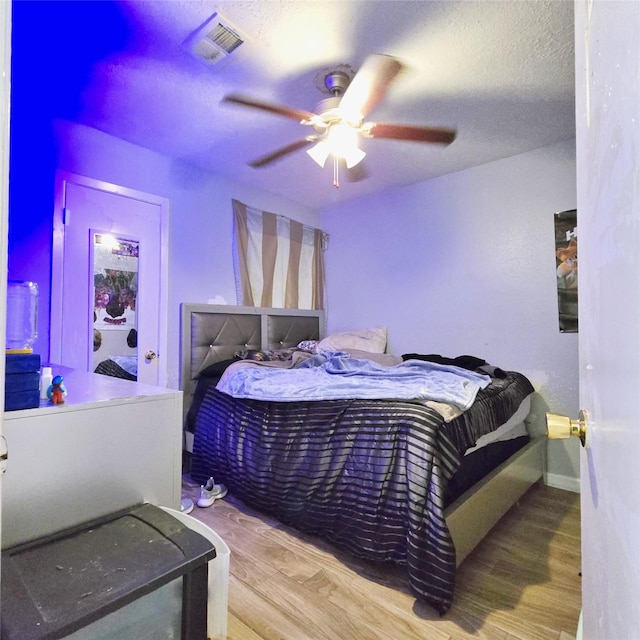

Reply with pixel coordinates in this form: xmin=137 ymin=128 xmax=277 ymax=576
xmin=333 ymin=155 xmax=340 ymax=188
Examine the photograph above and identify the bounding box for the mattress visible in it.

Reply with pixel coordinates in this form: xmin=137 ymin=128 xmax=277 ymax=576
xmin=444 ymin=435 xmax=531 ymax=507
xmin=438 ymin=392 xmax=533 ymax=506
xmin=464 ymin=394 xmax=531 ymax=455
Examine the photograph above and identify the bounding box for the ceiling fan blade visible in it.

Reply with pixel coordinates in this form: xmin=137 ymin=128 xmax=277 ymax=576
xmin=339 ymin=54 xmax=404 ymax=121
xmin=222 ymin=93 xmax=317 ymax=124
xmin=249 ymin=137 xmax=318 ymax=168
xmin=365 ymin=122 xmax=457 ymax=145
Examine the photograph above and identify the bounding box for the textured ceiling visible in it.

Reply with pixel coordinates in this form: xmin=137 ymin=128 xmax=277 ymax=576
xmin=17 ymin=0 xmax=575 ymax=210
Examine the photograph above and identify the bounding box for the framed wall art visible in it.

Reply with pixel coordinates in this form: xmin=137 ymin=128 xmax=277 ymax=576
xmin=554 ymin=209 xmax=578 ymax=333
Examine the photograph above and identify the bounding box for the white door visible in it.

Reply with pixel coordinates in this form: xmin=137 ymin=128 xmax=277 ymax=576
xmin=575 ymin=1 xmax=640 ymax=638
xmin=50 ymin=172 xmax=169 ymax=387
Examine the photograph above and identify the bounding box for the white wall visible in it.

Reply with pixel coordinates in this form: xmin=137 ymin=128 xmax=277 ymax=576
xmin=12 ymin=115 xmax=580 ymax=484
xmin=322 ymin=139 xmax=580 ymax=486
xmin=49 ymin=120 xmax=321 ymax=388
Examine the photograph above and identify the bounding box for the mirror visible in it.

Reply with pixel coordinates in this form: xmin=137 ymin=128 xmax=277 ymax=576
xmin=91 ymin=233 xmax=139 ymax=380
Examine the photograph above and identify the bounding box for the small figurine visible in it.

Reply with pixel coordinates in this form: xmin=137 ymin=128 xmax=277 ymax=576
xmin=47 ymin=375 xmax=67 ymax=405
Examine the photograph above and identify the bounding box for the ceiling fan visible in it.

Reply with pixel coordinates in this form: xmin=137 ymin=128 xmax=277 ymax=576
xmin=221 ymin=54 xmax=457 ymax=187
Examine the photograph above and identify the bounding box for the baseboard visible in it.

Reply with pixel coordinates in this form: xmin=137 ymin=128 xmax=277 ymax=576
xmin=544 ymin=471 xmax=580 ymax=493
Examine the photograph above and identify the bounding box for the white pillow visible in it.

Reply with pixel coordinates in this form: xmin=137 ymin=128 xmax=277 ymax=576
xmin=317 ymin=327 xmax=388 ymax=354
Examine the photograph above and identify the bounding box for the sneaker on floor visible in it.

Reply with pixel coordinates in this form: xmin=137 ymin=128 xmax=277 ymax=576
xmin=196 ymin=477 xmax=228 ymax=508
xmin=181 ymin=498 xmax=194 ymax=515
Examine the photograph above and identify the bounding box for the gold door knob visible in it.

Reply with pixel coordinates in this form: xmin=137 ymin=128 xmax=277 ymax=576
xmin=546 ymin=410 xmax=589 ymax=447
xmin=144 ymin=350 xmax=158 ymax=361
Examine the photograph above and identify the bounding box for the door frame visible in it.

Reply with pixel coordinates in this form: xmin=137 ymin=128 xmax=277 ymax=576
xmin=50 ymin=171 xmax=170 ymax=386
xmin=0 ymin=0 xmax=13 ymax=574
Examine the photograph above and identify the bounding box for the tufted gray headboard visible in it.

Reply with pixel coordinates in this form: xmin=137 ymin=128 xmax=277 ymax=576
xmin=180 ymin=304 xmax=324 ymax=416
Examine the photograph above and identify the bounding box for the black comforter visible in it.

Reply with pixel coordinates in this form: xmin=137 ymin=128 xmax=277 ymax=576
xmin=190 ymin=371 xmax=533 ymax=613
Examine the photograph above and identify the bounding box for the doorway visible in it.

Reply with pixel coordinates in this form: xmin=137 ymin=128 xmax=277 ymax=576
xmin=50 ymin=172 xmax=169 ymax=387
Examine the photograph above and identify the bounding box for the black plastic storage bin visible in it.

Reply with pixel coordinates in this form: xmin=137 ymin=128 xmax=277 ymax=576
xmin=0 ymin=503 xmax=216 ymax=640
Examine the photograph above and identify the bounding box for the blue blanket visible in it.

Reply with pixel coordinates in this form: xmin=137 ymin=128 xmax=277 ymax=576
xmin=216 ymin=353 xmax=491 ymax=409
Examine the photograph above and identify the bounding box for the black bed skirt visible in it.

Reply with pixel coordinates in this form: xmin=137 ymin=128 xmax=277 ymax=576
xmin=444 ymin=435 xmax=530 ymax=507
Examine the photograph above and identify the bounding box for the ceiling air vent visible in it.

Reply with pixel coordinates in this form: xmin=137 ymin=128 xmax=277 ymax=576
xmin=188 ymin=13 xmax=245 ymax=69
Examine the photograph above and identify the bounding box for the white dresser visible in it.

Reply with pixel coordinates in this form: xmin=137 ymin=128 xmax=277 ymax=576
xmin=2 ymin=366 xmax=183 ymax=549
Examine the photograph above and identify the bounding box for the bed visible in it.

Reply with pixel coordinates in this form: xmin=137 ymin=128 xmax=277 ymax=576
xmin=180 ymin=304 xmax=544 ymax=614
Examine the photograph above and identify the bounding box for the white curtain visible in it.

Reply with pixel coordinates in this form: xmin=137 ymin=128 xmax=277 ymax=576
xmin=233 ymin=199 xmax=327 ymax=310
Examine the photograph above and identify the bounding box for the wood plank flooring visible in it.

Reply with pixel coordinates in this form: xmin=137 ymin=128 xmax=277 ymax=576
xmin=184 ymin=481 xmax=581 ymax=640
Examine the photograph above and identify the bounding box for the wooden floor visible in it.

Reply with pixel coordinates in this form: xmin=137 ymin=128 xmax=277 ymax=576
xmin=184 ymin=481 xmax=581 ymax=640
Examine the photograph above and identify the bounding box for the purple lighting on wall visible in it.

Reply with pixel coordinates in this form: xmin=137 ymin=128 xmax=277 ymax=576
xmin=8 ymin=0 xmax=132 ymax=358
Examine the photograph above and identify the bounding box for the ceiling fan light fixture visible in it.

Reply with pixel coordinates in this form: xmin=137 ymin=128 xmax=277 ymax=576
xmin=326 ymin=123 xmax=366 ymax=168
xmin=343 ymin=145 xmax=366 ymax=169
xmin=307 ymin=141 xmax=331 ymax=167
xmin=307 ymin=136 xmax=365 ymax=170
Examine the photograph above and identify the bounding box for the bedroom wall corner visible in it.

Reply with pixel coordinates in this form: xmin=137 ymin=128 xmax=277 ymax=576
xmin=321 ymin=138 xmax=580 ymax=488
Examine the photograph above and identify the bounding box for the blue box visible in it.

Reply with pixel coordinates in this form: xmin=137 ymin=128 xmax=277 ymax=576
xmin=5 ymin=353 xmax=41 ymax=411
xmin=6 ymin=353 xmax=41 ymax=374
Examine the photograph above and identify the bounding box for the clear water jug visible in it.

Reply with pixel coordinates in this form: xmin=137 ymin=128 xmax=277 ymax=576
xmin=6 ymin=280 xmax=38 ymax=350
